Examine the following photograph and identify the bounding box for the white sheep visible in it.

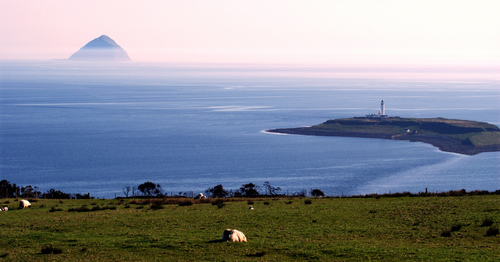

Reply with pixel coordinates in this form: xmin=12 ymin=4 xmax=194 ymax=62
xmin=19 ymin=200 xmax=31 ymax=209
xmin=194 ymin=193 xmax=206 ymax=199
xmin=2 ymin=207 xmax=7 ymax=211
xmin=248 ymin=205 xmax=254 ymax=210
xmin=222 ymin=229 xmax=247 ymax=242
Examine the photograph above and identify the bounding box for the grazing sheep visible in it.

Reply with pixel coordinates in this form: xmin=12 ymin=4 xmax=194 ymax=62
xmin=2 ymin=207 xmax=7 ymax=211
xmin=222 ymin=229 xmax=247 ymax=242
xmin=248 ymin=205 xmax=254 ymax=210
xmin=19 ymin=200 xmax=31 ymax=209
xmin=194 ymin=193 xmax=206 ymax=199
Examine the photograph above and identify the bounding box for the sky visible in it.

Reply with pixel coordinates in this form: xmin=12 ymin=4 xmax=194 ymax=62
xmin=1 ymin=0 xmax=499 ymax=65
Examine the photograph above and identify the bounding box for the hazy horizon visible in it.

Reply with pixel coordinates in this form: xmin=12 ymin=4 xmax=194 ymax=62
xmin=1 ymin=1 xmax=499 ymax=65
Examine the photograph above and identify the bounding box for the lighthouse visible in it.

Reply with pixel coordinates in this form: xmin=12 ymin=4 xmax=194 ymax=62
xmin=380 ymin=100 xmax=385 ymax=116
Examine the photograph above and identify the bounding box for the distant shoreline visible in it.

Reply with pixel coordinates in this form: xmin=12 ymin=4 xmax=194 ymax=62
xmin=267 ymin=117 xmax=500 ymax=155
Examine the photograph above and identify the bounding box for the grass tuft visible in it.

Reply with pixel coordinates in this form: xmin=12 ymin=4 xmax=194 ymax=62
xmin=49 ymin=206 xmax=63 ymax=212
xmin=41 ymin=245 xmax=63 ymax=254
xmin=450 ymin=224 xmax=462 ymax=232
xmin=481 ymin=217 xmax=494 ymax=227
xmin=246 ymin=251 xmax=266 ymax=257
xmin=486 ymin=226 xmax=499 ymax=236
xmin=440 ymin=231 xmax=452 ymax=237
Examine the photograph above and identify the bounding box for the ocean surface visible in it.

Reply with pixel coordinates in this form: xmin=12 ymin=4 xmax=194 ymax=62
xmin=1 ymin=61 xmax=499 ymax=198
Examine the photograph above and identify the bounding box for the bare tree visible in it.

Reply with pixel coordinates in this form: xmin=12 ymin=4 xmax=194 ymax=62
xmin=123 ymin=186 xmax=131 ymax=198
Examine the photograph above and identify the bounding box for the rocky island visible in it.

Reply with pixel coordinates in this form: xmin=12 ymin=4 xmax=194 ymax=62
xmin=267 ymin=117 xmax=500 ymax=155
xmin=69 ymin=35 xmax=131 ymax=61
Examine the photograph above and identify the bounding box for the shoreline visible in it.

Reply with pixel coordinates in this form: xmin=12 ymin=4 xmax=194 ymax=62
xmin=266 ymin=118 xmax=500 ymax=156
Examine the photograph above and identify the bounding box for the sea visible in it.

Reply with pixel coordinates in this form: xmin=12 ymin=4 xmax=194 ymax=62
xmin=1 ymin=61 xmax=499 ymax=198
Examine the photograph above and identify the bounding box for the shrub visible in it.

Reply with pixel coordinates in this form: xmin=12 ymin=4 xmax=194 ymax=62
xmin=178 ymin=200 xmax=193 ymax=206
xmin=304 ymin=199 xmax=312 ymax=205
xmin=150 ymin=201 xmax=165 ymax=210
xmin=212 ymin=199 xmax=225 ymax=206
xmin=263 ymin=201 xmax=270 ymax=205
xmin=486 ymin=226 xmax=499 ymax=236
xmin=285 ymin=201 xmax=292 ymax=204
xmin=247 ymin=201 xmax=254 ymax=205
xmin=311 ymin=189 xmax=325 ymax=197
xmin=41 ymin=245 xmax=63 ymax=254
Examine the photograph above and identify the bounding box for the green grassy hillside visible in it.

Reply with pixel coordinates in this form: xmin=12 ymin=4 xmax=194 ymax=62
xmin=0 ymin=196 xmax=498 ymax=261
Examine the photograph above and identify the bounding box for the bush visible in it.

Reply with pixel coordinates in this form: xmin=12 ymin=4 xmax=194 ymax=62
xmin=178 ymin=200 xmax=193 ymax=206
xmin=263 ymin=201 xmax=270 ymax=205
xmin=486 ymin=226 xmax=499 ymax=236
xmin=41 ymin=245 xmax=63 ymax=254
xmin=304 ymin=199 xmax=312 ymax=205
xmin=150 ymin=199 xmax=165 ymax=209
xmin=311 ymin=189 xmax=325 ymax=197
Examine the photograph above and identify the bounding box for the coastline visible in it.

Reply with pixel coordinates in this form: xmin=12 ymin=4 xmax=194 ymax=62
xmin=266 ymin=118 xmax=500 ymax=156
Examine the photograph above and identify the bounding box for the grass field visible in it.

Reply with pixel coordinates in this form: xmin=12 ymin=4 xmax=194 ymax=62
xmin=0 ymin=196 xmax=499 ymax=261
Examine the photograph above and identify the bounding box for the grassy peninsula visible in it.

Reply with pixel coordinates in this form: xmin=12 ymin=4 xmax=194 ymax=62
xmin=0 ymin=195 xmax=499 ymax=261
xmin=267 ymin=117 xmax=500 ymax=155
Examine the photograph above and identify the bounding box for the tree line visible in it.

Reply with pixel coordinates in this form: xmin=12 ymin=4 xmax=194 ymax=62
xmin=0 ymin=180 xmax=91 ymax=199
xmin=123 ymin=181 xmax=325 ymax=198
xmin=1 ymin=179 xmax=324 ymax=199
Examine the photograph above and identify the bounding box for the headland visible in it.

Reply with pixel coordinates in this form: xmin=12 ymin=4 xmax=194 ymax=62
xmin=267 ymin=117 xmax=500 ymax=155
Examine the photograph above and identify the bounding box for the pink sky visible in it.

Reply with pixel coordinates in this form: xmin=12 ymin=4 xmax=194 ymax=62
xmin=1 ymin=0 xmax=499 ymax=65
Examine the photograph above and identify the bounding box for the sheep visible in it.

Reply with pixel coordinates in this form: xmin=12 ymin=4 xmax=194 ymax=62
xmin=222 ymin=229 xmax=247 ymax=242
xmin=19 ymin=200 xmax=31 ymax=209
xmin=194 ymin=193 xmax=206 ymax=199
xmin=248 ymin=205 xmax=254 ymax=210
xmin=2 ymin=207 xmax=7 ymax=211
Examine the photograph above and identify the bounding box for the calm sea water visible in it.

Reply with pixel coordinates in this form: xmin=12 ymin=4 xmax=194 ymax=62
xmin=1 ymin=61 xmax=499 ymax=198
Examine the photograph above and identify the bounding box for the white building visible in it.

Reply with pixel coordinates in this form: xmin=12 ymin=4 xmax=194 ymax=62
xmin=366 ymin=100 xmax=388 ymax=118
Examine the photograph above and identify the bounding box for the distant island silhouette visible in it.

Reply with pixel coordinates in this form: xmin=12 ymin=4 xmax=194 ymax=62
xmin=267 ymin=117 xmax=500 ymax=155
xmin=69 ymin=35 xmax=130 ymax=61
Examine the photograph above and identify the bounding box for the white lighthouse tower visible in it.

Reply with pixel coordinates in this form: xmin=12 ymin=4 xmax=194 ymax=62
xmin=380 ymin=100 xmax=386 ymax=116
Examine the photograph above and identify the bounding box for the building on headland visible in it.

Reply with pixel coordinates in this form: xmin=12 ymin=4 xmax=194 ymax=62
xmin=366 ymin=100 xmax=389 ymax=118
